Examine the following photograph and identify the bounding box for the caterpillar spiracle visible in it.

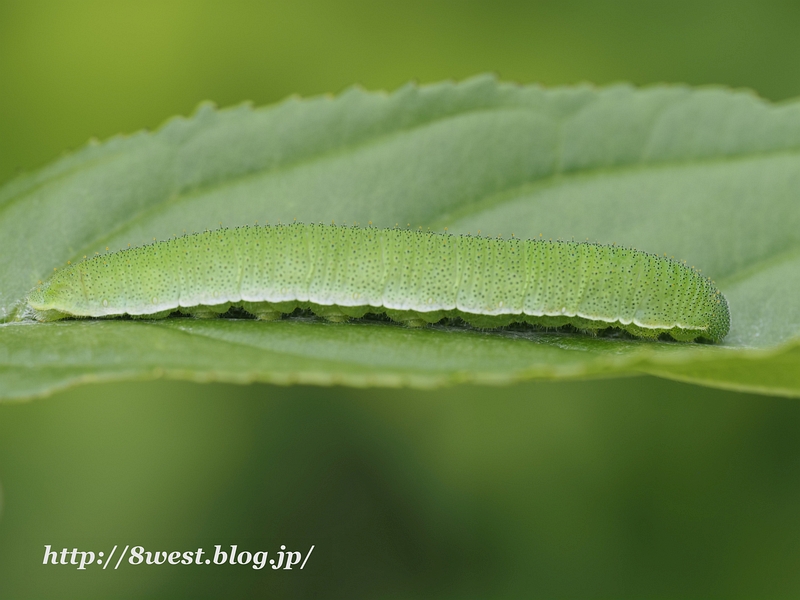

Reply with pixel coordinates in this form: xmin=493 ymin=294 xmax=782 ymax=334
xmin=25 ymin=223 xmax=730 ymax=342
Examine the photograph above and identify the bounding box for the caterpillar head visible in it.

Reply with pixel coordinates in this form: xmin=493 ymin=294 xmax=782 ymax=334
xmin=25 ymin=268 xmax=84 ymax=322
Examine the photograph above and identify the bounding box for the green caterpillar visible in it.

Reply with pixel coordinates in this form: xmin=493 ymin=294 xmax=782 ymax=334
xmin=25 ymin=223 xmax=730 ymax=342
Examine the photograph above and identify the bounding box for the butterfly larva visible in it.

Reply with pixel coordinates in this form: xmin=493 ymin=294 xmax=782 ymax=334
xmin=25 ymin=223 xmax=730 ymax=342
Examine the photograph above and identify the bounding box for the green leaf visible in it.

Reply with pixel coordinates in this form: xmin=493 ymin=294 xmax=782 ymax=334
xmin=2 ymin=75 xmax=799 ymax=400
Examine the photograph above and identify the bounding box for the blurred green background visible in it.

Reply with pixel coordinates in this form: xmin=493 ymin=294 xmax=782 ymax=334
xmin=2 ymin=1 xmax=800 ymax=597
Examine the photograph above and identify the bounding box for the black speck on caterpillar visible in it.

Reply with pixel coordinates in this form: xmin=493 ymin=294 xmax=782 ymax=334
xmin=25 ymin=223 xmax=730 ymax=342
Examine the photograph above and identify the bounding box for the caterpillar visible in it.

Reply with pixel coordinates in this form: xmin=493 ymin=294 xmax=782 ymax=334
xmin=24 ymin=223 xmax=730 ymax=342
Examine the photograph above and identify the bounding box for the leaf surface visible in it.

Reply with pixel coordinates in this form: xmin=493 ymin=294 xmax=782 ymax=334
xmin=2 ymin=75 xmax=799 ymax=399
